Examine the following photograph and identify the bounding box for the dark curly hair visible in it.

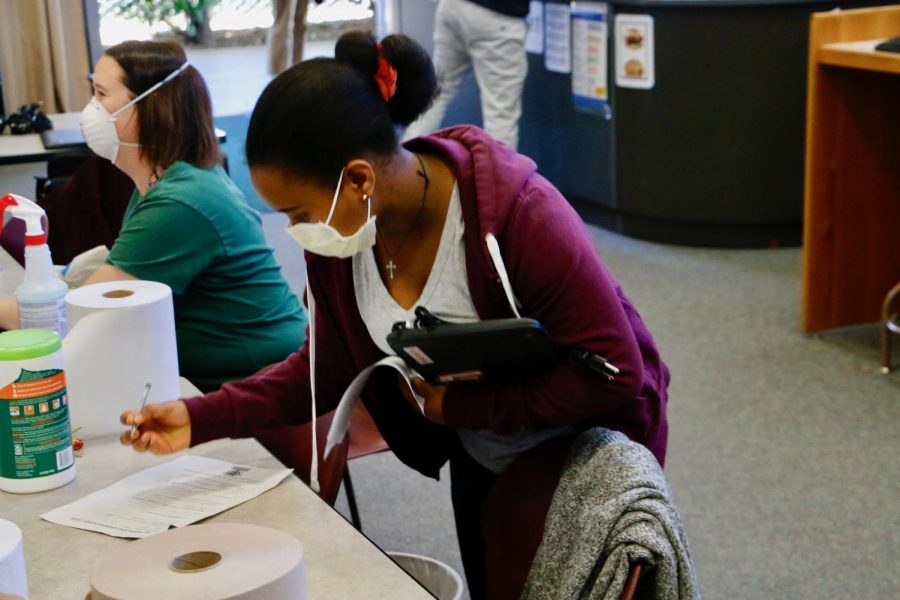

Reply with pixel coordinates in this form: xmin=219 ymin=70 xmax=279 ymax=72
xmin=246 ymin=31 xmax=437 ymax=186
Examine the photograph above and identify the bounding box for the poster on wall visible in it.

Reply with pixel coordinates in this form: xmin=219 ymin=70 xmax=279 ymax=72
xmin=544 ymin=2 xmax=572 ymax=74
xmin=615 ymin=14 xmax=655 ymax=89
xmin=571 ymin=2 xmax=610 ymax=116
xmin=526 ymin=1 xmax=544 ymax=54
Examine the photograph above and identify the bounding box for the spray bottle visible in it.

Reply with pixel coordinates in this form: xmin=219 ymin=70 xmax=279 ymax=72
xmin=0 ymin=194 xmax=68 ymax=337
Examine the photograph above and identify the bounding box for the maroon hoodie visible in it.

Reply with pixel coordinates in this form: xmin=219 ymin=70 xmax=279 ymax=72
xmin=184 ymin=126 xmax=669 ymax=477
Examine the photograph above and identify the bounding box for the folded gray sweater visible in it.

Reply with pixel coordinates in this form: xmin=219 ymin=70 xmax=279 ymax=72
xmin=521 ymin=428 xmax=700 ymax=600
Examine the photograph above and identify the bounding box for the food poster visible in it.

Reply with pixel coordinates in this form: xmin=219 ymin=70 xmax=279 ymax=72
xmin=544 ymin=2 xmax=572 ymax=74
xmin=615 ymin=14 xmax=655 ymax=89
xmin=526 ymin=1 xmax=544 ymax=55
xmin=571 ymin=2 xmax=610 ymax=115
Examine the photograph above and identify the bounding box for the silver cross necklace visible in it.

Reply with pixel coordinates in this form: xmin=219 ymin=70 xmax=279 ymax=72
xmin=377 ymin=153 xmax=430 ymax=280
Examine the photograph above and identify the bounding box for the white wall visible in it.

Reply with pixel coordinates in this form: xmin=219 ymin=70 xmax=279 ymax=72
xmin=378 ymin=0 xmax=437 ymax=55
xmin=0 ymin=164 xmax=44 ymax=199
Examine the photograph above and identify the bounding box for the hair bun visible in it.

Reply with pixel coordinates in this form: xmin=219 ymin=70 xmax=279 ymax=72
xmin=335 ymin=31 xmax=437 ymax=127
xmin=334 ymin=30 xmax=379 ymax=77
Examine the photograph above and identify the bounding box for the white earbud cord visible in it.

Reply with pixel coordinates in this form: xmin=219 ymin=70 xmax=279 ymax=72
xmin=306 ymin=167 xmax=346 ymax=494
xmin=306 ymin=277 xmax=320 ymax=494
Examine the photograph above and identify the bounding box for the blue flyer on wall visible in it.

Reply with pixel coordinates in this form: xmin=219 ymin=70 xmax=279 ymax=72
xmin=571 ymin=2 xmax=610 ymax=117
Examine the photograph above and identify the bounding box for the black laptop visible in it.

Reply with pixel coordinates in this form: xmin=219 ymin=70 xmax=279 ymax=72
xmin=40 ymin=127 xmax=86 ymax=150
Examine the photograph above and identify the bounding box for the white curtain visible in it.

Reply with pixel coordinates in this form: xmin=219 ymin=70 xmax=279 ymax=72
xmin=0 ymin=0 xmax=92 ymax=114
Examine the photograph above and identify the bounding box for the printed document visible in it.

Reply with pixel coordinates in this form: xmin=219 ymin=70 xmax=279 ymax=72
xmin=41 ymin=455 xmax=292 ymax=538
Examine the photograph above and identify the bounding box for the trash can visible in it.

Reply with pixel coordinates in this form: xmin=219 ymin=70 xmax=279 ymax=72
xmin=388 ymin=552 xmax=464 ymax=600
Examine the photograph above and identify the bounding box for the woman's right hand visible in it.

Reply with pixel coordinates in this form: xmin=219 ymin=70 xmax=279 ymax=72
xmin=119 ymin=400 xmax=191 ymax=454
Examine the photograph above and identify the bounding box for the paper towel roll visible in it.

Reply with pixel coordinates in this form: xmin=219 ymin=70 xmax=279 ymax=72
xmin=90 ymin=523 xmax=306 ymax=600
xmin=0 ymin=519 xmax=28 ymax=599
xmin=63 ymin=281 xmax=181 ymax=439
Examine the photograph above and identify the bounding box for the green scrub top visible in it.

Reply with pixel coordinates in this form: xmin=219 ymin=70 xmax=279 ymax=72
xmin=107 ymin=161 xmax=306 ymax=390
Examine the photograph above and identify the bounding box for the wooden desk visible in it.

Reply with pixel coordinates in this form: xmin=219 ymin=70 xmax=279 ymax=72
xmin=2 ymin=436 xmax=433 ymax=600
xmin=802 ymin=6 xmax=900 ymax=332
xmin=0 ymin=113 xmax=227 ymax=166
xmin=0 ymin=114 xmax=85 ymax=166
xmin=0 ymin=256 xmax=432 ymax=598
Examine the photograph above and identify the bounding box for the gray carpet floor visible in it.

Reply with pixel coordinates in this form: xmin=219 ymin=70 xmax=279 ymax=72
xmin=261 ymin=212 xmax=900 ymax=599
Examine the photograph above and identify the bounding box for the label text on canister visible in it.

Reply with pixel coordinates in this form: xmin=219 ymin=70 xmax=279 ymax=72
xmin=0 ymin=368 xmax=74 ymax=479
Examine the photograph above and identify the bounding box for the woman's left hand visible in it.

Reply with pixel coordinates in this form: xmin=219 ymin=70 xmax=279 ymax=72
xmin=399 ymin=374 xmax=446 ymax=424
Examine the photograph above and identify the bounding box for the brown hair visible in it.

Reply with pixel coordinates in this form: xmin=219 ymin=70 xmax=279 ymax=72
xmin=105 ymin=40 xmax=220 ymax=169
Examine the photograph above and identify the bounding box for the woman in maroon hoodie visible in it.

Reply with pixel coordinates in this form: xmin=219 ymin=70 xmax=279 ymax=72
xmin=121 ymin=31 xmax=669 ymax=599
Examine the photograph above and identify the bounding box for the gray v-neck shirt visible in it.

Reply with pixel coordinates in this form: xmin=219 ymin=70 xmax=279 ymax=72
xmin=353 ymin=185 xmax=571 ymax=474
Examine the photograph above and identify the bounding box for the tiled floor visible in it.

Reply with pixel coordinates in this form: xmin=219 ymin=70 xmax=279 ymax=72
xmin=186 ymin=40 xmax=337 ymax=116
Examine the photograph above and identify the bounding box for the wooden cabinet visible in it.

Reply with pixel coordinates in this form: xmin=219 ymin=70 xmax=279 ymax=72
xmin=802 ymin=6 xmax=900 ymax=332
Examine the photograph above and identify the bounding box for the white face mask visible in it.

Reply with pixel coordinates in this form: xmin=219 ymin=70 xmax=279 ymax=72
xmin=80 ymin=61 xmax=191 ymax=164
xmin=286 ymin=168 xmax=377 ymax=258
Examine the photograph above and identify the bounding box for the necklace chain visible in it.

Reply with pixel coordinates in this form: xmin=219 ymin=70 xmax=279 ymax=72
xmin=377 ymin=153 xmax=430 ymax=280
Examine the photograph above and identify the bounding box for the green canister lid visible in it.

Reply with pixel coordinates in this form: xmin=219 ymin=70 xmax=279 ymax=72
xmin=0 ymin=329 xmax=62 ymax=360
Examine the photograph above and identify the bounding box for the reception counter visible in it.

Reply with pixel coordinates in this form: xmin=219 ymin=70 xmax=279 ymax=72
xmin=514 ymin=0 xmax=894 ymax=247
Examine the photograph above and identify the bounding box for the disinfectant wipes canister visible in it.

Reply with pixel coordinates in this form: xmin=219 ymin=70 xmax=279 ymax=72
xmin=0 ymin=329 xmax=76 ymax=493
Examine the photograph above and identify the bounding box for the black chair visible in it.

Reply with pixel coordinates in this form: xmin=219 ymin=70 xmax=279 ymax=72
xmin=35 ymin=155 xmax=133 ymax=265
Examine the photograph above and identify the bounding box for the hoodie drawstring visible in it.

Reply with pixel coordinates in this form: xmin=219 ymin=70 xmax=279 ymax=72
xmin=485 ymin=233 xmax=521 ymax=318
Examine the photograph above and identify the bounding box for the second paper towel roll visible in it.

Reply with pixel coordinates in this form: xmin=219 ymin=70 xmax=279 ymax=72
xmin=90 ymin=523 xmax=307 ymax=600
xmin=0 ymin=519 xmax=28 ymax=599
xmin=64 ymin=281 xmax=181 ymax=439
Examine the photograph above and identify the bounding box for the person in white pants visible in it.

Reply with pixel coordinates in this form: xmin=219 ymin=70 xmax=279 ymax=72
xmin=268 ymin=0 xmax=309 ymax=75
xmin=404 ymin=0 xmax=529 ymax=150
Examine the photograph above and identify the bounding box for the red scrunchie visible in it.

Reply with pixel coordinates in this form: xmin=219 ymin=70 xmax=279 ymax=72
xmin=374 ymin=43 xmax=397 ymax=102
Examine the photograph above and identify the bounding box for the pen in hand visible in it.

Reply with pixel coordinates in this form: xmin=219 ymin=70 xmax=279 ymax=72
xmin=131 ymin=382 xmax=152 ymax=437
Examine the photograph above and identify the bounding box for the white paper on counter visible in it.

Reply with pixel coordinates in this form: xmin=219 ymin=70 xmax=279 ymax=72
xmin=544 ymin=2 xmax=572 ymax=73
xmin=41 ymin=455 xmax=292 ymax=538
xmin=526 ymin=1 xmax=544 ymax=54
xmin=324 ymin=356 xmax=423 ymax=460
